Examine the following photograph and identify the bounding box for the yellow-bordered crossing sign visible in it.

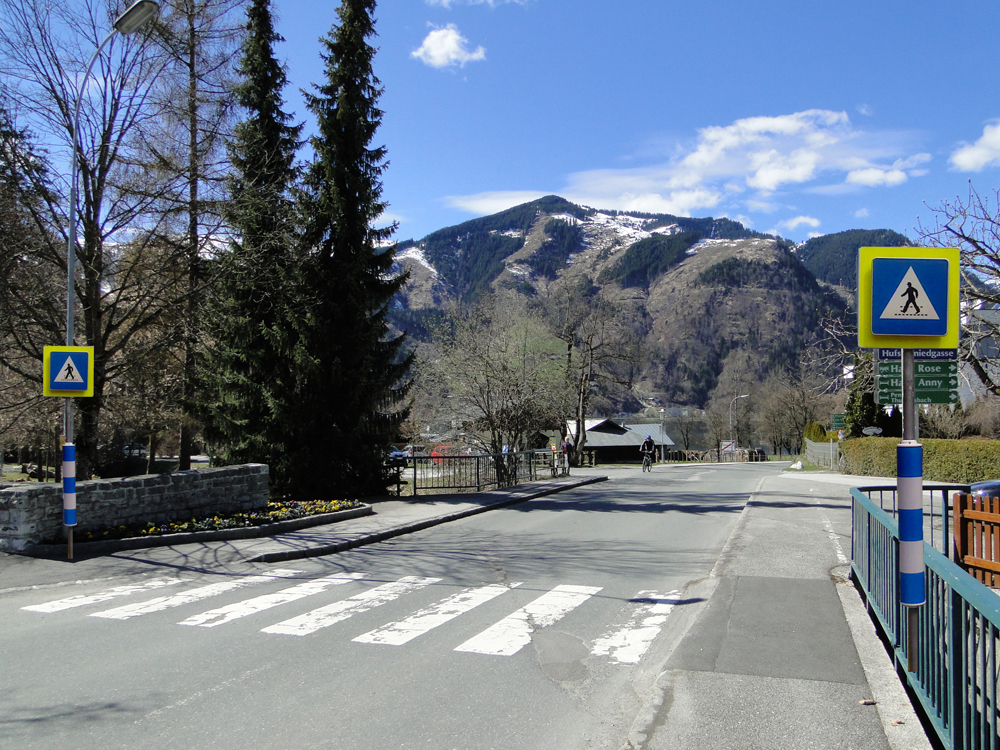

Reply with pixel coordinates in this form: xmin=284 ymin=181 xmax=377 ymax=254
xmin=43 ymin=346 xmax=94 ymax=397
xmin=858 ymin=247 xmax=960 ymax=349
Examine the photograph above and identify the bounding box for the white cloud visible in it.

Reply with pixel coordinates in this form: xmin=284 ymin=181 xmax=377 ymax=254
xmin=779 ymin=215 xmax=821 ymax=231
xmin=855 ymin=208 xmax=870 ymax=218
xmin=446 ymin=190 xmax=549 ymax=214
xmin=411 ymin=24 xmax=486 ymax=69
xmin=444 ymin=109 xmax=930 ymax=220
xmin=846 ymin=167 xmax=907 ymax=186
xmin=857 ymin=104 xmax=873 ymax=116
xmin=950 ymin=123 xmax=1000 ymax=171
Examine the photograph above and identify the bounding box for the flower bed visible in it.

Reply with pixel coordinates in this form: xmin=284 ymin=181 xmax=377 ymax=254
xmin=69 ymin=499 xmax=363 ymax=544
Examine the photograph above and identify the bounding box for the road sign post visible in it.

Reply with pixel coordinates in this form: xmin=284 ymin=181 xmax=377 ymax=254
xmin=859 ymin=247 xmax=960 ymax=673
xmin=43 ymin=346 xmax=93 ymax=560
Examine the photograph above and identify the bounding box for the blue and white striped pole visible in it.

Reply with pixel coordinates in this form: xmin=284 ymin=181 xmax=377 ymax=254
xmin=63 ymin=442 xmax=76 ymax=559
xmin=900 ymin=348 xmax=923 ymax=673
xmin=897 ymin=440 xmax=924 ymax=607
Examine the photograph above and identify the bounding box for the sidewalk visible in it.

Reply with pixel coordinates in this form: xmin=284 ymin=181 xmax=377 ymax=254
xmin=629 ymin=470 xmax=932 ymax=750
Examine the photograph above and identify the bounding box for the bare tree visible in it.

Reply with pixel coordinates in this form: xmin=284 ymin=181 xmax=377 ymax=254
xmin=435 ymin=293 xmax=563 ymax=456
xmin=547 ymin=280 xmax=643 ymax=465
xmin=920 ymin=182 xmax=1000 ymax=394
xmin=0 ymin=0 xmax=208 ymax=477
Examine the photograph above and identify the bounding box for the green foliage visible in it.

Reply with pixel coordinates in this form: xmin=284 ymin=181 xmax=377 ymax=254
xmin=804 ymin=422 xmax=828 ymax=442
xmin=841 ymin=437 xmax=1000 ymax=483
xmin=283 ymin=0 xmax=412 ymax=498
xmin=201 ymin=0 xmax=303 ymax=474
xmin=526 ymin=219 xmax=584 ymax=279
xmin=797 ymin=229 xmax=910 ymax=288
xmin=600 ymin=232 xmax=700 ymax=289
xmin=697 ymin=252 xmax=820 ymax=293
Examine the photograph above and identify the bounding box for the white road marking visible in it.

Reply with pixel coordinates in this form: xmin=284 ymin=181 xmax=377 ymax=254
xmin=354 ymin=582 xmax=521 ymax=646
xmin=591 ymin=590 xmax=680 ymax=664
xmin=820 ymin=510 xmax=849 ymax=564
xmin=89 ymin=569 xmax=302 ymax=620
xmin=262 ymin=576 xmax=441 ymax=636
xmin=178 ymin=573 xmax=367 ymax=628
xmin=455 ymin=584 xmax=603 ymax=656
xmin=22 ymin=578 xmax=182 ymax=613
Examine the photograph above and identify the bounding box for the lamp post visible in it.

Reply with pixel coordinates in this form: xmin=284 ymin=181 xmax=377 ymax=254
xmin=659 ymin=408 xmax=665 ymax=463
xmin=63 ymin=0 xmax=159 ymax=558
xmin=729 ymin=394 xmax=748 ymax=452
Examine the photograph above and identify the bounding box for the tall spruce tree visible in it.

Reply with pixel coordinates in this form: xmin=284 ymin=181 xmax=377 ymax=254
xmin=202 ymin=0 xmax=302 ymax=474
xmin=289 ymin=0 xmax=411 ymax=497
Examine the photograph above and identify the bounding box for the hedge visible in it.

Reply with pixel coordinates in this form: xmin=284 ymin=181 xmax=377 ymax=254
xmin=841 ymin=437 xmax=1000 ymax=483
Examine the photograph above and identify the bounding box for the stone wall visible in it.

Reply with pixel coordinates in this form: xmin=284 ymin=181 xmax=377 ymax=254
xmin=0 ymin=464 xmax=268 ymax=552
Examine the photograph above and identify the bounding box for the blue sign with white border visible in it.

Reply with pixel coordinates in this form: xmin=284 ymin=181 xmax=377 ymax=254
xmin=870 ymin=258 xmax=949 ymax=337
xmin=43 ymin=346 xmax=94 ymax=397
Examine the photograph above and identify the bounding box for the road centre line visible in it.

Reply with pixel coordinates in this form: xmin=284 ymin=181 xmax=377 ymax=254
xmin=178 ymin=573 xmax=367 ymax=628
xmin=89 ymin=569 xmax=302 ymax=620
xmin=353 ymin=582 xmax=522 ymax=646
xmin=454 ymin=584 xmax=603 ymax=656
xmin=262 ymin=576 xmax=441 ymax=636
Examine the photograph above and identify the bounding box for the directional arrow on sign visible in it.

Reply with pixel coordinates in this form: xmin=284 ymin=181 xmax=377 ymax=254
xmin=877 ymin=389 xmax=959 ymax=405
xmin=914 ymin=361 xmax=959 ymax=376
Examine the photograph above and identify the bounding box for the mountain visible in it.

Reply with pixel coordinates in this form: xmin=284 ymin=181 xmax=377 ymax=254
xmin=796 ymin=228 xmax=911 ymax=289
xmin=389 ymin=197 xmax=859 ymax=409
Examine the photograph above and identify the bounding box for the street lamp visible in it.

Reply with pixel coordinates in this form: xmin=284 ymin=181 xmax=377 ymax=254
xmin=659 ymin=408 xmax=665 ymax=463
xmin=62 ymin=0 xmax=159 ymax=557
xmin=729 ymin=394 xmax=748 ymax=451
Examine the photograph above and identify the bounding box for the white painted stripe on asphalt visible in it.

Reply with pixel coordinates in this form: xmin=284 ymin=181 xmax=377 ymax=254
xmin=89 ymin=569 xmax=302 ymax=620
xmin=591 ymin=590 xmax=680 ymax=664
xmin=819 ymin=510 xmax=849 ymax=564
xmin=353 ymin=582 xmax=521 ymax=646
xmin=262 ymin=576 xmax=441 ymax=637
xmin=178 ymin=573 xmax=367 ymax=628
xmin=454 ymin=584 xmax=603 ymax=656
xmin=22 ymin=578 xmax=182 ymax=613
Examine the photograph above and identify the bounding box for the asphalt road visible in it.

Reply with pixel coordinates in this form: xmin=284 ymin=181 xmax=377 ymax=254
xmin=1 ymin=462 xmax=779 ymax=750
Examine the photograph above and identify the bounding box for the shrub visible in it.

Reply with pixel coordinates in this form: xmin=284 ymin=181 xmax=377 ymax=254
xmin=841 ymin=437 xmax=1000 ymax=483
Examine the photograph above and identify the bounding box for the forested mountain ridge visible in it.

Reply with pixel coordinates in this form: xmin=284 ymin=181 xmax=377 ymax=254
xmin=389 ymin=196 xmax=866 ymax=409
xmin=796 ymin=228 xmax=911 ymax=288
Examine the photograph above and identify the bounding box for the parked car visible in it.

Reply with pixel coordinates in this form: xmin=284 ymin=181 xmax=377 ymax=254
xmin=122 ymin=443 xmax=148 ymax=458
xmin=431 ymin=445 xmax=456 ymax=464
xmin=387 ymin=448 xmax=407 ymax=461
xmin=402 ymin=445 xmax=428 ymax=461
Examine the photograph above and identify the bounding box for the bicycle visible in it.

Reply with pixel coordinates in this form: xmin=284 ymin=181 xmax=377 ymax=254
xmin=641 ymin=451 xmax=653 ymax=472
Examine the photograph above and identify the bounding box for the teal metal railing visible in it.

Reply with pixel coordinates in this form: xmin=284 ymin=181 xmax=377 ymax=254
xmin=852 ymin=487 xmax=1000 ymax=749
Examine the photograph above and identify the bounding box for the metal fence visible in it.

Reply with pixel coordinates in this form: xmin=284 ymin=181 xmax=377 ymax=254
xmin=804 ymin=437 xmax=841 ymax=469
xmin=853 ymin=486 xmax=1000 ymax=750
xmin=391 ymin=451 xmax=566 ymax=496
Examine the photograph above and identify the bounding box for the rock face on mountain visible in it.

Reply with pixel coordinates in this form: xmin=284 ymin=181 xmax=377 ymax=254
xmin=389 ymin=196 xmax=853 ymax=408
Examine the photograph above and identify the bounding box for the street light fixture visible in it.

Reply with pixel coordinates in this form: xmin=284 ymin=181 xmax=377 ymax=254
xmin=62 ymin=0 xmax=159 ymax=557
xmin=729 ymin=394 xmax=748 ymax=452
xmin=659 ymin=408 xmax=665 ymax=463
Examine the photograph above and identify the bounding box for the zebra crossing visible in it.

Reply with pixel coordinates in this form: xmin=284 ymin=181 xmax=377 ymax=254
xmin=20 ymin=571 xmax=681 ymax=664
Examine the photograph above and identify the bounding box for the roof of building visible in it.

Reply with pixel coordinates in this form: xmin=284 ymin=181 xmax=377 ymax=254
xmin=566 ymin=419 xmax=674 ymax=448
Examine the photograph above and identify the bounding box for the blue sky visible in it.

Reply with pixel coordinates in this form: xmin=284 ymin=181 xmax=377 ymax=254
xmin=274 ymin=0 xmax=1000 ymax=244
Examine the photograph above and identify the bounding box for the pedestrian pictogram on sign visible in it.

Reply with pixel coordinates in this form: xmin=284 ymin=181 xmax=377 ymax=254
xmin=871 ymin=258 xmax=948 ymax=337
xmin=43 ymin=346 xmax=94 ymax=397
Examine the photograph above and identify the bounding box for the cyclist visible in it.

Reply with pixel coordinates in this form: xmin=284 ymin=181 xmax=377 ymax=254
xmin=640 ymin=435 xmax=656 ymax=471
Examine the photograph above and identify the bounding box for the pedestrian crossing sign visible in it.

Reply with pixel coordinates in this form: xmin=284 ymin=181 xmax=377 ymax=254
xmin=858 ymin=247 xmax=959 ymax=349
xmin=43 ymin=346 xmax=94 ymax=397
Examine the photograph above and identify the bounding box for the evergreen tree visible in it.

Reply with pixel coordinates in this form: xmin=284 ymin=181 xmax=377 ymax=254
xmin=202 ymin=0 xmax=302 ymax=474
xmin=288 ymin=0 xmax=411 ymax=497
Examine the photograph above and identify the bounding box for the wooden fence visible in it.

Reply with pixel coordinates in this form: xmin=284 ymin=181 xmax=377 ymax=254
xmin=953 ymin=492 xmax=1000 ymax=586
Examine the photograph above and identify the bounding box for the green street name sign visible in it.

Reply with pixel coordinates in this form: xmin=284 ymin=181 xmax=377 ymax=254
xmin=877 ymin=375 xmax=959 ymax=391
xmin=877 ymin=360 xmax=958 ymax=376
xmin=877 ymin=389 xmax=959 ymax=405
